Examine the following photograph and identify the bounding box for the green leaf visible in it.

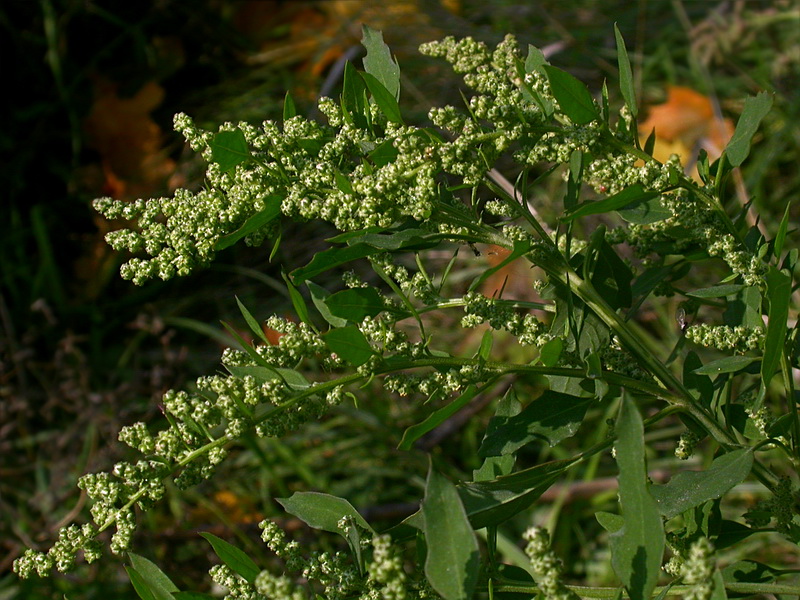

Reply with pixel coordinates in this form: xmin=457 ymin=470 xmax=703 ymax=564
xmin=398 ymin=385 xmax=479 ymax=450
xmin=173 ymin=593 xmax=217 ymax=600
xmin=721 ymin=560 xmax=779 ymax=585
xmin=291 ymin=243 xmax=376 ymax=283
xmin=687 ymin=284 xmax=746 ymax=298
xmin=617 ymin=195 xmax=670 ymax=224
xmin=479 ymin=390 xmax=592 ymax=456
xmin=307 ymin=282 xmax=348 ymax=328
xmin=478 ymin=330 xmax=493 ymax=360
xmin=283 ymin=91 xmax=297 ymax=121
xmin=762 ymin=266 xmax=791 ymax=385
xmin=199 ymin=532 xmax=260 ymax=584
xmin=775 ymin=202 xmax=791 ymax=257
xmin=214 ymin=195 xmax=282 ymax=251
xmin=609 ymin=395 xmax=664 ymax=600
xmin=716 ymin=519 xmax=757 ymax=549
xmin=225 ymin=365 xmax=310 ymax=390
xmin=459 ymin=457 xmax=577 ymax=529
xmin=368 ymin=139 xmax=399 ymax=167
xmin=422 ymin=467 xmax=480 ymax=600
xmin=614 ymin=24 xmax=637 ymax=118
xmin=473 ymin=390 xmax=520 ymax=482
xmin=361 ymin=71 xmax=403 ymax=124
xmin=525 ymin=44 xmax=549 ymax=73
xmin=277 ymin=491 xmax=373 ymax=534
xmin=563 ymin=184 xmax=660 ymax=222
xmin=564 ymin=150 xmax=585 ymax=211
xmin=126 ymin=567 xmax=157 ymax=600
xmin=281 ymin=271 xmax=313 ymax=327
xmin=542 ymin=64 xmax=598 ymax=125
xmin=210 ymin=129 xmax=251 ymax=172
xmin=710 ymin=570 xmax=728 ymax=600
xmin=323 ymin=325 xmax=373 ymax=366
xmin=350 ymin=228 xmax=444 ymax=251
xmin=334 ymin=170 xmax=354 ymax=194
xmin=325 ymin=287 xmax=385 ymax=322
xmin=342 ymin=61 xmax=368 ymax=129
xmin=649 ymin=449 xmax=753 ymax=519
xmin=126 ymin=553 xmax=178 ymax=600
xmin=235 ymin=296 xmax=269 ymax=344
xmin=537 ymin=337 xmax=563 ymax=367
xmin=596 ymin=511 xmax=624 ymax=533
xmin=693 ymin=355 xmax=758 ymax=375
xmin=725 ymin=92 xmax=773 ymax=167
xmin=361 ymin=25 xmax=400 ymax=101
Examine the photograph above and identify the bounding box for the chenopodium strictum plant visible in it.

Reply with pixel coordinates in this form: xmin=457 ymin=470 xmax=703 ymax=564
xmin=15 ymin=24 xmax=800 ymax=600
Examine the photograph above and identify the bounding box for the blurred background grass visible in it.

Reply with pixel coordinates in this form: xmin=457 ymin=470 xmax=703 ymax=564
xmin=1 ymin=1 xmax=798 ymax=598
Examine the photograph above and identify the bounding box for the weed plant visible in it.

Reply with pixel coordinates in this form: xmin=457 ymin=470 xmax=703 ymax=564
xmin=13 ymin=24 xmax=800 ymax=599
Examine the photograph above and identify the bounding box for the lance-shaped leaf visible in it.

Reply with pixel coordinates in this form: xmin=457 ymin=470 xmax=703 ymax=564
xmin=614 ymin=24 xmax=637 ymax=118
xmin=291 ymin=243 xmax=377 ymax=283
xmin=693 ymin=356 xmax=758 ymax=375
xmin=725 ymin=92 xmax=773 ymax=167
xmin=609 ymin=395 xmax=664 ymax=600
xmin=199 ymin=533 xmax=260 ymax=584
xmin=762 ymin=266 xmax=791 ymax=386
xmin=361 ymin=72 xmax=403 ymax=124
xmin=543 ymin=65 xmax=598 ymax=125
xmin=459 ymin=457 xmax=578 ymax=529
xmin=361 ymin=25 xmax=400 ymax=101
xmin=278 ymin=492 xmax=373 ymax=534
xmin=650 ymin=449 xmax=753 ymax=519
xmin=398 ymin=385 xmax=480 ymax=451
xmin=563 ymin=184 xmax=660 ymax=222
xmin=478 ymin=390 xmax=592 ymax=456
xmin=422 ymin=467 xmax=479 ymax=600
xmin=127 ymin=553 xmax=178 ymax=600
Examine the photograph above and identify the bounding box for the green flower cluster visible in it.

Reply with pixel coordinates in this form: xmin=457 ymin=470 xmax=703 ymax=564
xmin=255 ymin=520 xmax=433 ymax=600
xmin=684 ymin=323 xmax=764 ymax=353
xmin=680 ymin=538 xmax=716 ymax=600
xmin=523 ymin=527 xmax=581 ymax=600
xmin=460 ymin=291 xmax=550 ymax=345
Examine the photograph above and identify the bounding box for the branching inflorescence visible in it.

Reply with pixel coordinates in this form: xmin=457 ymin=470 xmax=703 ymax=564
xmin=15 ymin=24 xmax=797 ymax=600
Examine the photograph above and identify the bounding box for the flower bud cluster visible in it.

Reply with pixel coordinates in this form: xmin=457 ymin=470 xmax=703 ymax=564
xmin=209 ymin=564 xmax=260 ymax=600
xmin=384 ymin=363 xmax=487 ymax=397
xmin=685 ymin=324 xmax=764 ymax=353
xmin=680 ymin=537 xmax=715 ymax=600
xmin=523 ymin=527 xmax=581 ymax=600
xmin=460 ymin=292 xmax=548 ymax=345
xmin=13 ymin=524 xmax=101 ymax=578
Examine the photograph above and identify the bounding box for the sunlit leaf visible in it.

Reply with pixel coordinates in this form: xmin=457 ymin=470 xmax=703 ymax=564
xmin=127 ymin=553 xmax=178 ymax=600
xmin=725 ymin=92 xmax=773 ymax=167
xmin=210 ymin=129 xmax=250 ymax=172
xmin=277 ymin=491 xmax=373 ymax=534
xmin=614 ymin=24 xmax=637 ymax=118
xmin=199 ymin=532 xmax=260 ymax=583
xmin=361 ymin=25 xmax=400 ymax=101
xmin=543 ymin=65 xmax=598 ymax=125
